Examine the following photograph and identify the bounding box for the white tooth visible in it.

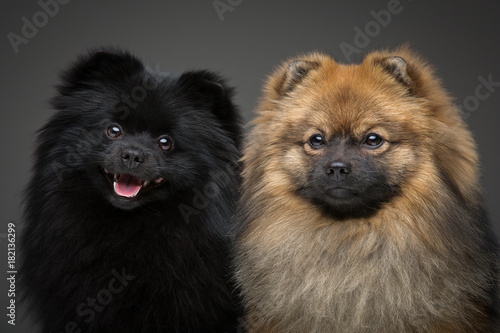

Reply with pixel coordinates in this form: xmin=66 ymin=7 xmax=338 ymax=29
xmin=143 ymin=180 xmax=150 ymax=187
xmin=114 ymin=174 xmax=118 ymax=182
xmin=132 ymin=187 xmax=141 ymax=197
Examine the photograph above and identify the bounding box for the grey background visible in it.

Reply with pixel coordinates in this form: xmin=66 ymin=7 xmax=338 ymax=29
xmin=1 ymin=1 xmax=499 ymax=331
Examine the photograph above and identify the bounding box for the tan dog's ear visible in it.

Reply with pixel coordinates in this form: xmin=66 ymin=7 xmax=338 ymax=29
xmin=377 ymin=56 xmax=411 ymax=87
xmin=279 ymin=59 xmax=319 ymax=94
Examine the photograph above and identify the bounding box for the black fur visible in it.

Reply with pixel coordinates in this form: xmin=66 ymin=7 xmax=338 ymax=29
xmin=20 ymin=48 xmax=242 ymax=333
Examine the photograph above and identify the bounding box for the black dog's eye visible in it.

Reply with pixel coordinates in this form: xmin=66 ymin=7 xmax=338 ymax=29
xmin=107 ymin=124 xmax=122 ymax=138
xmin=308 ymin=134 xmax=326 ymax=148
xmin=158 ymin=136 xmax=173 ymax=151
xmin=363 ymin=133 xmax=384 ymax=148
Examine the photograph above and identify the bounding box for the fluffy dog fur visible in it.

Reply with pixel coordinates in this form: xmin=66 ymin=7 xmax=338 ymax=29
xmin=21 ymin=49 xmax=241 ymax=333
xmin=234 ymin=46 xmax=499 ymax=332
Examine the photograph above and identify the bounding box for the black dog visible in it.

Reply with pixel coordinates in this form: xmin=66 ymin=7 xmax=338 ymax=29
xmin=21 ymin=49 xmax=241 ymax=333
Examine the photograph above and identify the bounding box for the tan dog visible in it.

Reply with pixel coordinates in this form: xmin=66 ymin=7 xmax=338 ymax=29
xmin=234 ymin=46 xmax=499 ymax=332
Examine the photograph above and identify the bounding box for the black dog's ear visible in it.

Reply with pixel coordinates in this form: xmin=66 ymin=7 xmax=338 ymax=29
xmin=377 ymin=56 xmax=411 ymax=87
xmin=58 ymin=49 xmax=144 ymax=94
xmin=279 ymin=60 xmax=319 ymax=95
xmin=177 ymin=70 xmax=241 ymax=145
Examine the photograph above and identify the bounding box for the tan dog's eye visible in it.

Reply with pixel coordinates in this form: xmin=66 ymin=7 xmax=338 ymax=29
xmin=308 ymin=134 xmax=326 ymax=148
xmin=363 ymin=133 xmax=383 ymax=148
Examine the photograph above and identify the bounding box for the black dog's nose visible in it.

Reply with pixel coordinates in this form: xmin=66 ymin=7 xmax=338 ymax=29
xmin=326 ymin=162 xmax=351 ymax=182
xmin=121 ymin=148 xmax=145 ymax=169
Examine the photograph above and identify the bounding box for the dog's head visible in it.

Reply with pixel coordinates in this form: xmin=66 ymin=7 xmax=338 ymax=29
xmin=46 ymin=49 xmax=240 ymax=210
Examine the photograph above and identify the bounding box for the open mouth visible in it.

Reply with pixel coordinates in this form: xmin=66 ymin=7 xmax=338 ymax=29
xmin=104 ymin=168 xmax=164 ymax=198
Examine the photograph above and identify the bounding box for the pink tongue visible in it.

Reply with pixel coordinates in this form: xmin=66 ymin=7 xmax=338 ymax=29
xmin=114 ymin=174 xmax=142 ymax=198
